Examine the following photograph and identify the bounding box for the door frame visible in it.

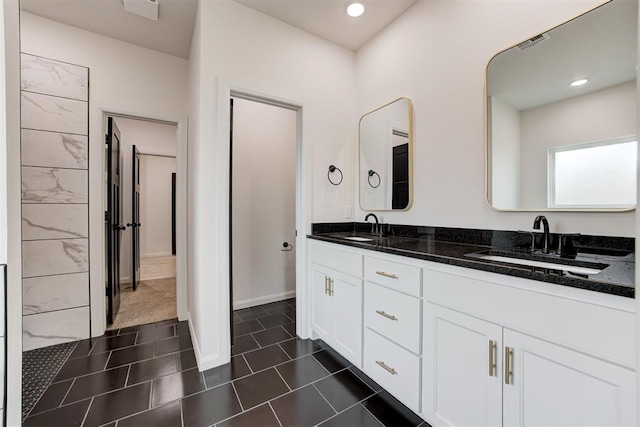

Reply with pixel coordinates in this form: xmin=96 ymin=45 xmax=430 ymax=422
xmin=94 ymin=108 xmax=188 ymax=335
xmin=216 ymin=78 xmax=311 ymax=354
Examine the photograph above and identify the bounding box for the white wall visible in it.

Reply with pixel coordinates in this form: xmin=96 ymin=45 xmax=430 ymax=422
xmin=2 ymin=1 xmax=21 ymax=424
xmin=114 ymin=117 xmax=177 ymax=280
xmin=20 ymin=12 xmax=189 ymax=336
xmin=139 ymin=155 xmax=176 ymax=258
xmin=520 ymin=81 xmax=636 ymax=208
xmin=355 ymin=0 xmax=633 ymax=236
xmin=232 ymin=98 xmax=297 ymax=308
xmin=188 ymin=0 xmax=356 ymax=369
xmin=490 ymin=96 xmax=521 ymax=209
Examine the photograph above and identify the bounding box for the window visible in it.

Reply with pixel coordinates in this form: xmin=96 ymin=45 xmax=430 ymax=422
xmin=548 ymin=137 xmax=637 ymax=209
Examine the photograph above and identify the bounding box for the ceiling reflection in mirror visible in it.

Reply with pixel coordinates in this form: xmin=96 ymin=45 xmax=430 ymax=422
xmin=359 ymin=98 xmax=413 ymax=211
xmin=486 ymin=0 xmax=637 ymax=211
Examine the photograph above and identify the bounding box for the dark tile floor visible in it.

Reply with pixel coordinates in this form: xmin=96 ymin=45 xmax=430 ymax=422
xmin=22 ymin=298 xmax=428 ymax=427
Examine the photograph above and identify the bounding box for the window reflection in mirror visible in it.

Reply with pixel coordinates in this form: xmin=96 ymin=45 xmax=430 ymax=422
xmin=359 ymin=98 xmax=413 ymax=211
xmin=486 ymin=0 xmax=637 ymax=211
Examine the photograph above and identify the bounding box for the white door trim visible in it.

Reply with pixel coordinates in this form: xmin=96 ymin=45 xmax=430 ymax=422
xmin=216 ymin=77 xmax=312 ymax=355
xmin=93 ymin=107 xmax=188 ymax=336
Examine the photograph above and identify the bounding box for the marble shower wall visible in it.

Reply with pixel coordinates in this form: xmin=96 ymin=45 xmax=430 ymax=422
xmin=20 ymin=53 xmax=90 ymax=351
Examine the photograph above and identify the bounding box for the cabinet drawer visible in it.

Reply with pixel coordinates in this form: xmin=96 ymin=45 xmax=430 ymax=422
xmin=364 ymin=256 xmax=421 ymax=296
xmin=364 ymin=328 xmax=421 ymax=411
xmin=365 ymin=283 xmax=421 ymax=354
xmin=309 ymin=241 xmax=363 ymax=278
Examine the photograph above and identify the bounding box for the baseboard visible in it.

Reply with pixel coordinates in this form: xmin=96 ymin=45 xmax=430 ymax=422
xmin=233 ymin=290 xmax=296 ymax=310
xmin=187 ymin=312 xmax=227 ymax=372
xmin=141 ymin=252 xmax=174 ymax=259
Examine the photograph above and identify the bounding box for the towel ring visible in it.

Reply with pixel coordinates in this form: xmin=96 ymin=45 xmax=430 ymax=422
xmin=328 ymin=165 xmax=343 ymax=186
xmin=368 ymin=170 xmax=381 ymax=188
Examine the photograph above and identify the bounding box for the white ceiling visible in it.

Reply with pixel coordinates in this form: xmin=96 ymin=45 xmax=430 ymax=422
xmin=487 ymin=0 xmax=637 ymax=111
xmin=19 ymin=0 xmax=199 ymax=59
xmin=233 ymin=0 xmax=419 ymax=51
xmin=19 ymin=0 xmax=419 ymax=59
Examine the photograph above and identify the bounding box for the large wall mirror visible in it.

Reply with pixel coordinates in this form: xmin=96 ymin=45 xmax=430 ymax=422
xmin=486 ymin=0 xmax=637 ymax=211
xmin=360 ymin=98 xmax=413 ymax=211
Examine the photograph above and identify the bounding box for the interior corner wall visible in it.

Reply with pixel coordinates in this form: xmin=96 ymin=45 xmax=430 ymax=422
xmin=3 ymin=0 xmax=21 ymax=424
xmin=187 ymin=0 xmax=356 ymax=369
xmin=490 ymin=96 xmax=521 ymax=209
xmin=354 ymin=0 xmax=634 ymax=236
xmin=20 ymin=11 xmax=189 ymax=338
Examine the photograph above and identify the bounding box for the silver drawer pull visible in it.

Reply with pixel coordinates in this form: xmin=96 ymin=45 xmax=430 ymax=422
xmin=375 ymin=360 xmax=398 ymax=375
xmin=376 ymin=310 xmax=398 ymax=321
xmin=376 ymin=271 xmax=398 ymax=279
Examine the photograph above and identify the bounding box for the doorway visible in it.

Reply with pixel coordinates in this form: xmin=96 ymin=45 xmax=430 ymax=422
xmin=230 ymin=97 xmax=298 ymax=344
xmin=104 ymin=115 xmax=180 ymax=330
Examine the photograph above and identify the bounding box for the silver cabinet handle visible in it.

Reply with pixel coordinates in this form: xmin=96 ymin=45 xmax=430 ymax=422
xmin=329 ymin=278 xmax=334 ymax=296
xmin=376 ymin=271 xmax=398 ymax=279
xmin=324 ymin=276 xmax=329 ymax=295
xmin=489 ymin=340 xmax=497 ymax=377
xmin=505 ymin=346 xmax=513 ymax=384
xmin=376 ymin=310 xmax=398 ymax=321
xmin=375 ymin=360 xmax=398 ymax=375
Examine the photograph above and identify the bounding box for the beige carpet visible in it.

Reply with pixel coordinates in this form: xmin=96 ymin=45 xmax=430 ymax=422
xmin=140 ymin=256 xmax=176 ymax=281
xmin=107 ymin=277 xmax=177 ymax=330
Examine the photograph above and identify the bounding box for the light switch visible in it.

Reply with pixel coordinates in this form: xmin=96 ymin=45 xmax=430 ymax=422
xmin=344 ymin=205 xmax=352 ymax=218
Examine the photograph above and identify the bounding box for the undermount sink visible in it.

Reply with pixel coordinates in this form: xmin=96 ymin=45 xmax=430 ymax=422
xmin=467 ymin=250 xmax=609 ymax=276
xmin=341 ymin=236 xmax=375 ymax=242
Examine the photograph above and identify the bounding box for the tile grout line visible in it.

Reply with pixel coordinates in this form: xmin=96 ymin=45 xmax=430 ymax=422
xmin=230 ymin=380 xmax=245 ymax=412
xmin=58 ymin=377 xmax=76 ymax=408
xmin=360 ymin=392 xmax=387 ymax=427
xmin=273 ymin=366 xmax=292 ymax=392
xmin=312 ymin=383 xmax=339 ymax=415
xmin=268 ymin=401 xmax=284 ymax=427
xmin=79 ymin=396 xmax=94 ymax=426
xmin=124 ymin=364 xmax=132 ymax=388
xmin=180 ymin=398 xmax=185 ymax=427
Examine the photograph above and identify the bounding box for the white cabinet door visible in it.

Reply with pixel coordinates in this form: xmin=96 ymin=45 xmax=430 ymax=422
xmin=310 ymin=265 xmax=332 ymax=343
xmin=423 ymin=303 xmax=503 ymax=427
xmin=332 ymin=273 xmax=363 ymax=367
xmin=503 ymin=329 xmax=637 ymax=427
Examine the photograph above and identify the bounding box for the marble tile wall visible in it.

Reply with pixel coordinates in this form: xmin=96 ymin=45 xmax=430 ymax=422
xmin=21 ymin=53 xmax=90 ymax=350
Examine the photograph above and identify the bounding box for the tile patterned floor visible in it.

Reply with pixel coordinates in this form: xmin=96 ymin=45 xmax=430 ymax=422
xmin=22 ymin=298 xmax=429 ymax=427
xmin=22 ymin=341 xmax=78 ymax=420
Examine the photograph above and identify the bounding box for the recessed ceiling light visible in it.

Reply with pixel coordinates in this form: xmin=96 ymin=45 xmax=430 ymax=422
xmin=570 ymin=78 xmax=588 ymax=87
xmin=347 ymin=2 xmax=365 ymax=18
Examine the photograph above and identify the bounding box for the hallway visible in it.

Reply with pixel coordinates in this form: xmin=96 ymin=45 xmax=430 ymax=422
xmin=22 ymin=299 xmax=425 ymax=426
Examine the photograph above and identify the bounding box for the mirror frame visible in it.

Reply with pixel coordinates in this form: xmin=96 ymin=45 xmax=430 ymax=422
xmin=359 ymin=97 xmax=414 ymax=212
xmin=484 ymin=0 xmax=636 ymax=212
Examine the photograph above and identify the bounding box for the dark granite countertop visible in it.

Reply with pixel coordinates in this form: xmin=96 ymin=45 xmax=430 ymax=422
xmin=308 ymin=231 xmax=634 ymax=299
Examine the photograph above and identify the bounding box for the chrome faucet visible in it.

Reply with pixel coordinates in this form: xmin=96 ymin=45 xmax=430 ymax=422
xmin=533 ymin=215 xmax=551 ymax=254
xmin=365 ymin=213 xmax=380 ymax=236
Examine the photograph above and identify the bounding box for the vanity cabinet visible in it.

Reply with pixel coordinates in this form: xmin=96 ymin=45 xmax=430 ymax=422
xmin=423 ymin=303 xmax=503 ymax=426
xmin=309 ymin=242 xmax=363 ymax=367
xmin=362 ymin=255 xmax=423 ymax=412
xmin=307 ymin=238 xmax=636 ymax=426
xmin=422 ymin=267 xmax=637 ymax=427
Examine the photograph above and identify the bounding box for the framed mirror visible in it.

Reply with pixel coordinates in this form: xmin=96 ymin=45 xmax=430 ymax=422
xmin=486 ymin=0 xmax=637 ymax=211
xmin=359 ymin=97 xmax=413 ymax=211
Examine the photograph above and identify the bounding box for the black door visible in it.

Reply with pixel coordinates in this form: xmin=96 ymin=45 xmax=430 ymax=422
xmin=106 ymin=117 xmax=124 ymax=325
xmin=171 ymin=173 xmax=176 ymax=256
xmin=128 ymin=145 xmax=141 ymax=291
xmin=392 ymin=143 xmax=409 ymax=209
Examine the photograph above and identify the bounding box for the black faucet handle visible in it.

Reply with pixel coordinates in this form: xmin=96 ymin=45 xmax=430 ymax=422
xmin=517 ymin=230 xmax=536 ymax=253
xmin=558 ymin=233 xmax=580 ymax=257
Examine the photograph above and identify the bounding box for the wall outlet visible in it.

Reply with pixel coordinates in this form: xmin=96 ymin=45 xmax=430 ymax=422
xmin=344 ymin=205 xmax=352 ymax=219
